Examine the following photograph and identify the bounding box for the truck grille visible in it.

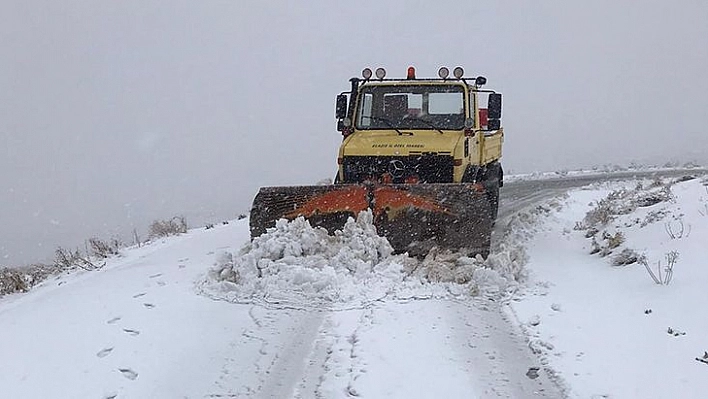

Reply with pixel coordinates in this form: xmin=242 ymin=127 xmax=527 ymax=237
xmin=342 ymin=155 xmax=454 ymax=184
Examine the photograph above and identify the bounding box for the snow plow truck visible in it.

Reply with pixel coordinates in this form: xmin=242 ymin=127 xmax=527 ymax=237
xmin=250 ymin=66 xmax=504 ymax=258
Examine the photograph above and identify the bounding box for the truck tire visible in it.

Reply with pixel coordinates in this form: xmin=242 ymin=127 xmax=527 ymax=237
xmin=487 ymin=182 xmax=499 ymax=220
xmin=484 ymin=163 xmax=501 ymax=221
xmin=462 ymin=164 xmax=498 ymax=220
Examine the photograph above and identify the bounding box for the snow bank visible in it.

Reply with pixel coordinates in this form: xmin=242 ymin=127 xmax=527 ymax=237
xmin=510 ymin=174 xmax=708 ymax=398
xmin=200 ymin=202 xmax=559 ymax=309
xmin=202 ymin=211 xmax=407 ymax=309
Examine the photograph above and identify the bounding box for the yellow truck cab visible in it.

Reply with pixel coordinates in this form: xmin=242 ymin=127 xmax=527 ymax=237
xmin=334 ymin=66 xmax=504 ymax=217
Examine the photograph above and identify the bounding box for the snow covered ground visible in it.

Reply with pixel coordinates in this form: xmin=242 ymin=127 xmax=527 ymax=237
xmin=511 ymin=174 xmax=708 ymax=398
xmin=1 ymin=172 xmax=707 ymax=398
xmin=0 ymin=214 xmax=553 ymax=398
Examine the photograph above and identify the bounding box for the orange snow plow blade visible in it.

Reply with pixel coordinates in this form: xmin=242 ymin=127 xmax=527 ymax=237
xmin=249 ymin=183 xmax=493 ymax=257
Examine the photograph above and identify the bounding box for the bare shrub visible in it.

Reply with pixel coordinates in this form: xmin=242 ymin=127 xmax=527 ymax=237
xmin=639 ymin=251 xmax=679 ymax=285
xmin=641 ymin=209 xmax=669 ymax=227
xmin=665 ymin=219 xmax=691 ymax=239
xmin=607 ymin=188 xmax=631 ymax=201
xmin=589 ymin=237 xmax=601 ymax=254
xmin=664 ymin=251 xmax=679 ymax=285
xmin=0 ymin=268 xmax=29 ymax=294
xmin=612 ymin=248 xmax=640 ymax=266
xmin=54 ymin=247 xmax=99 ymax=271
xmin=88 ymin=238 xmax=121 ymax=259
xmin=635 ymin=186 xmax=675 ymax=208
xmin=1 ymin=264 xmax=59 ymax=296
xmin=649 ymin=176 xmax=665 ymax=188
xmin=638 ymin=255 xmax=660 ymax=284
xmin=148 ymin=216 xmax=188 ymax=239
xmin=599 ymin=246 xmax=613 ymax=258
xmin=606 ymin=231 xmax=625 ymax=249
xmin=590 ymin=231 xmax=624 ymax=256
xmin=584 ymin=227 xmax=599 ymax=238
xmin=583 ymin=199 xmax=615 ymax=227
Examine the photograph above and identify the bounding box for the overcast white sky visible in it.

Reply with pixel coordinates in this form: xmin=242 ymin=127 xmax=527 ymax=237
xmin=2 ymin=1 xmax=707 ymax=265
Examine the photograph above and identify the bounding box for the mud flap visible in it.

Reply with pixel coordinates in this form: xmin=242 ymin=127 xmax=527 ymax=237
xmin=250 ymin=183 xmax=493 ymax=257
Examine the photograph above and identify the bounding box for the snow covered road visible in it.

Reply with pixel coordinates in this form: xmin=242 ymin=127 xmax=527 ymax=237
xmin=243 ymin=300 xmax=556 ymax=398
xmin=0 ymin=219 xmax=559 ymax=398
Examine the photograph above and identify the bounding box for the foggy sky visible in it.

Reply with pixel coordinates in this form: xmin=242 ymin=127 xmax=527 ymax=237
xmin=2 ymin=1 xmax=707 ymax=265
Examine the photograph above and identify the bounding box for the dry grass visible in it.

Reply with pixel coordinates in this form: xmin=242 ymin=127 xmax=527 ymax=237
xmin=148 ymin=216 xmax=188 ymax=239
xmin=0 ymin=264 xmax=59 ymax=296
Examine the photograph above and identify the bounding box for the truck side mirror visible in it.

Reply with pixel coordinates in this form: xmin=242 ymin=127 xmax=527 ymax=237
xmin=488 ymin=93 xmax=502 ymax=119
xmin=336 ymin=94 xmax=348 ymax=119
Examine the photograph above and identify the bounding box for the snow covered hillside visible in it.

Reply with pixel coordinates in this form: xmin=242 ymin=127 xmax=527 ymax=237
xmin=511 ymin=174 xmax=708 ymax=398
xmin=1 ymin=172 xmax=707 ymax=398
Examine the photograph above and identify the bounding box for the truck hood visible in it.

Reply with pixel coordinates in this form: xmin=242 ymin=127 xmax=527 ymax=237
xmin=342 ymin=130 xmax=462 ymax=157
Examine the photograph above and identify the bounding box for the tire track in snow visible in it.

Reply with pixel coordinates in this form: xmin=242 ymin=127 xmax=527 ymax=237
xmin=251 ymin=310 xmax=326 ymax=398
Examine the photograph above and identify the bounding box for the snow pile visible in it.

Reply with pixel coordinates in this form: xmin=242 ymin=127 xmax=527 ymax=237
xmin=201 ymin=198 xmax=563 ymax=308
xmin=407 ymin=196 xmax=572 ymax=299
xmin=203 ymin=211 xmax=409 ymax=309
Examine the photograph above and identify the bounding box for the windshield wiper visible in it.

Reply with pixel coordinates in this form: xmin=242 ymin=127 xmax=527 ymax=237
xmin=367 ymin=116 xmax=411 ymax=135
xmin=409 ymin=117 xmax=444 ymax=134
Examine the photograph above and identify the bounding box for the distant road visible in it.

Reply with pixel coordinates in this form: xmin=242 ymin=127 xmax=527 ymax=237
xmin=498 ymin=168 xmax=708 ymax=221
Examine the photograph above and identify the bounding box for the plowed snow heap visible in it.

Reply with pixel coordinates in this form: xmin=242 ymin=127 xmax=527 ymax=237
xmin=250 ymin=66 xmax=505 ymax=258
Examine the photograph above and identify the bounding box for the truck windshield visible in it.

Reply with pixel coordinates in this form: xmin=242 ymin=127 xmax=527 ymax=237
xmin=356 ymin=84 xmax=465 ymax=130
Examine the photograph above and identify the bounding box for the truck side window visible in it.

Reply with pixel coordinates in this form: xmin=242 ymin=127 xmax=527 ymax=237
xmin=358 ymin=93 xmax=374 ymax=127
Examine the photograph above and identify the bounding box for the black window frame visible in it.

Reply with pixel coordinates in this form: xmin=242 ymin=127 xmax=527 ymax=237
xmin=354 ymin=84 xmax=468 ymax=131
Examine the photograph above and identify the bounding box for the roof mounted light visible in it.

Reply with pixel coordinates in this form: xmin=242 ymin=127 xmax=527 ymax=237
xmin=407 ymin=66 xmax=416 ymax=80
xmin=375 ymin=67 xmax=386 ymax=80
xmin=475 ymin=76 xmax=487 ymax=86
xmin=438 ymin=67 xmax=450 ymax=79
xmin=362 ymin=68 xmax=373 ymax=80
xmin=453 ymin=66 xmax=464 ymax=79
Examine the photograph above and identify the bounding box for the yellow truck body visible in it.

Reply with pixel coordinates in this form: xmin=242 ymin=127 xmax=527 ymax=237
xmin=250 ymin=67 xmax=505 ymax=257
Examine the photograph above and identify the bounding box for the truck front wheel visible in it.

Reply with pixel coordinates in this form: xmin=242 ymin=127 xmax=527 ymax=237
xmin=483 ymin=163 xmax=502 ymax=220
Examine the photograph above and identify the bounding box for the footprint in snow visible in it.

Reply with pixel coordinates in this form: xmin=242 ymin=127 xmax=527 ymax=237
xmin=123 ymin=329 xmax=140 ymax=336
xmin=118 ymin=368 xmax=138 ymax=380
xmin=526 ymin=367 xmax=540 ymax=379
xmin=156 ymin=281 xmax=166 ymax=287
xmin=107 ymin=317 xmax=122 ymax=324
xmin=149 ymin=273 xmax=163 ymax=279
xmin=143 ymin=303 xmax=156 ymax=309
xmin=133 ymin=292 xmax=147 ymax=298
xmin=103 ymin=393 xmax=118 ymax=399
xmin=96 ymin=347 xmax=114 ymax=358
